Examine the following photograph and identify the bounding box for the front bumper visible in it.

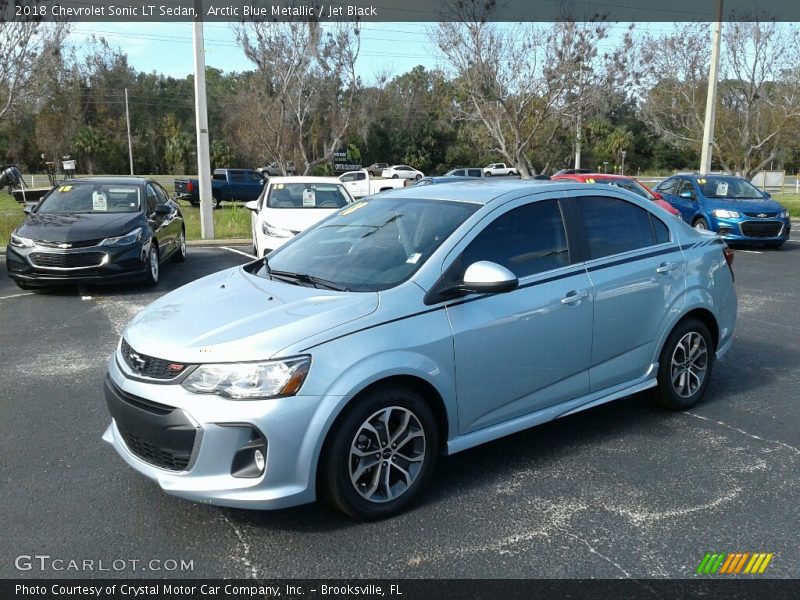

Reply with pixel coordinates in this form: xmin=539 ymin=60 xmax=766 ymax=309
xmin=711 ymin=216 xmax=790 ymax=244
xmin=102 ymin=349 xmax=321 ymax=509
xmin=5 ymin=242 xmax=148 ymax=285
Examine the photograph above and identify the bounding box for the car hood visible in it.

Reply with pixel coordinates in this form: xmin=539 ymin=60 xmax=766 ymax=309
xmin=261 ymin=207 xmax=339 ymax=233
xmin=705 ymin=197 xmax=786 ymax=213
xmin=18 ymin=212 xmax=142 ymax=243
xmin=123 ymin=266 xmax=379 ymax=363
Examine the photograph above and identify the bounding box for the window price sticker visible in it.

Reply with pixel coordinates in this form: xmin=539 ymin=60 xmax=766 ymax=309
xmin=302 ymin=189 xmax=316 ymax=207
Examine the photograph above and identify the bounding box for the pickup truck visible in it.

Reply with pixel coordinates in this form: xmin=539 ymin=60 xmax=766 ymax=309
xmin=484 ymin=163 xmax=519 ymax=176
xmin=337 ymin=169 xmax=407 ymax=199
xmin=174 ymin=168 xmax=266 ymax=208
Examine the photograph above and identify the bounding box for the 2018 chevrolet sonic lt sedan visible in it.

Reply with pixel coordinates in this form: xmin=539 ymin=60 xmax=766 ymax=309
xmin=103 ymin=180 xmax=737 ymax=519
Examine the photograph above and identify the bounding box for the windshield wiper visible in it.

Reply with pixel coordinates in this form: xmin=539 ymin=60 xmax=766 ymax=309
xmin=268 ymin=269 xmax=350 ymax=291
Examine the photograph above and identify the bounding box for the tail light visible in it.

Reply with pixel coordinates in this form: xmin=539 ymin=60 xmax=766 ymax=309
xmin=187 ymin=182 xmax=194 ymax=192
xmin=723 ymin=245 xmax=735 ymax=280
xmin=404 ymin=179 xmax=410 ymax=187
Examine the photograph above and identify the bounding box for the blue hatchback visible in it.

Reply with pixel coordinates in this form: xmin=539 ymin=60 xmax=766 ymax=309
xmin=655 ymin=174 xmax=790 ymax=247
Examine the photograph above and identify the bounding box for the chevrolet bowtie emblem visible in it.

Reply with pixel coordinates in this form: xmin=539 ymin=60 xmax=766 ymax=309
xmin=58 ymin=243 xmax=71 ymax=249
xmin=128 ymin=351 xmax=146 ymax=372
xmin=757 ymin=213 xmax=767 ymax=218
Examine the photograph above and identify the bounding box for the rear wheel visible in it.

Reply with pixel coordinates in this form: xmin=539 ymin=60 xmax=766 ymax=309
xmin=415 ymin=174 xmax=422 ymax=181
xmin=392 ymin=174 xmax=399 ymax=179
xmin=320 ymin=385 xmax=439 ymax=520
xmin=651 ymin=318 xmax=714 ymax=410
xmin=174 ymin=228 xmax=186 ymax=262
xmin=692 ymin=217 xmax=709 ymax=231
xmin=485 ymin=172 xmax=492 ymax=176
xmin=144 ymin=243 xmax=160 ymax=286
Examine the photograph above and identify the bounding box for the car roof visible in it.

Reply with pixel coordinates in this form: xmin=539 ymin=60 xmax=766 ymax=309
xmin=374 ymin=179 xmax=605 ymax=205
xmin=60 ymin=177 xmax=148 ymax=186
xmin=268 ymin=176 xmax=342 ymax=184
xmin=554 ymin=173 xmax=634 ymax=181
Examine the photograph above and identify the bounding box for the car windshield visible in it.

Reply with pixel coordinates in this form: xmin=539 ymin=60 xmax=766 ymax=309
xmin=595 ymin=179 xmax=654 ymax=200
xmin=37 ymin=183 xmax=141 ymax=214
xmin=262 ymin=197 xmax=479 ymax=292
xmin=698 ymin=176 xmax=764 ymax=199
xmin=266 ymin=183 xmax=351 ymax=209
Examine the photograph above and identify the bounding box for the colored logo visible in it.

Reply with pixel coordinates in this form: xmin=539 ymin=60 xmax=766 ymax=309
xmin=697 ymin=552 xmax=774 ymax=574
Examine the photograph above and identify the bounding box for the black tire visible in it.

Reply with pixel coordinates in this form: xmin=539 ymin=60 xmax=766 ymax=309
xmin=651 ymin=318 xmax=715 ymax=410
xmin=319 ymin=385 xmax=439 ymax=520
xmin=174 ymin=228 xmax=186 ymax=262
xmin=392 ymin=174 xmax=399 ymax=179
xmin=190 ymin=200 xmax=199 ymax=207
xmin=212 ymin=196 xmax=220 ymax=210
xmin=692 ymin=217 xmax=709 ymax=231
xmin=415 ymin=174 xmax=422 ymax=181
xmin=485 ymin=172 xmax=492 ymax=176
xmin=15 ymin=280 xmax=31 ymax=290
xmin=143 ymin=243 xmax=160 ymax=287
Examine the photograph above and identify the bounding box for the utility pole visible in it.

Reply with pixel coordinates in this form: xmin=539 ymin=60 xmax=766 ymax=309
xmin=700 ymin=0 xmax=723 ymax=175
xmin=192 ymin=14 xmax=214 ymax=239
xmin=124 ymin=88 xmax=134 ymax=175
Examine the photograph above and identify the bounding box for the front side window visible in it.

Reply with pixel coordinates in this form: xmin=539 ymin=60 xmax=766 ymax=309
xmin=460 ymin=200 xmax=570 ymax=278
xmin=153 ymin=183 xmax=169 ymax=204
xmin=577 ymin=196 xmax=667 ymax=259
xmin=264 ymin=198 xmax=479 ymax=291
xmin=266 ymin=183 xmax=351 ymax=209
xmin=37 ymin=183 xmax=142 ymax=214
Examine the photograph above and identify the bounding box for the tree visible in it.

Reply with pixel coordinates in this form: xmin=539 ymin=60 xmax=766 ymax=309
xmin=435 ymin=2 xmax=631 ymax=177
xmin=73 ymin=126 xmax=102 ymax=174
xmin=235 ymin=20 xmax=361 ymax=174
xmin=163 ymin=114 xmax=192 ymax=174
xmin=210 ymin=139 xmax=234 ymax=170
xmin=640 ymin=21 xmax=800 ymax=178
xmin=0 ymin=20 xmax=67 ymax=124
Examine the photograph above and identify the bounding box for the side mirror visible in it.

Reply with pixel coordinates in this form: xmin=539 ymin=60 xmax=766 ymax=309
xmin=23 ymin=204 xmax=33 ymax=214
xmin=461 ymin=261 xmax=518 ymax=294
xmin=153 ymin=204 xmax=171 ymax=215
xmin=679 ymin=191 xmax=696 ymax=200
xmin=245 ymin=200 xmax=258 ymax=212
xmin=763 ymin=191 xmax=771 ymax=198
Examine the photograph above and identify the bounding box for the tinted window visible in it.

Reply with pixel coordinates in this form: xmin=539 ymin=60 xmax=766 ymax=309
xmin=577 ymin=196 xmax=660 ymax=259
xmin=145 ymin=185 xmax=158 ymax=214
xmin=461 ymin=200 xmax=570 ymax=278
xmin=676 ymin=180 xmax=696 ymax=197
xmin=467 ymin=169 xmax=482 ymax=177
xmin=657 ymin=178 xmax=678 ymax=194
xmin=339 ymin=173 xmax=355 ymax=182
xmin=228 ymin=171 xmax=246 ymax=182
xmin=652 ymin=214 xmax=670 ymax=244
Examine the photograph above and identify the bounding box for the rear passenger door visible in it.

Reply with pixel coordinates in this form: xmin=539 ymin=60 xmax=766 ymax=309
xmin=569 ymin=192 xmax=685 ymax=392
xmin=444 ymin=196 xmax=594 ymax=434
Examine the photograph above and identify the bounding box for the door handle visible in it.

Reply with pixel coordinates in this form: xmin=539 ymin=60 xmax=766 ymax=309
xmin=656 ymin=262 xmax=677 ymax=274
xmin=561 ymin=290 xmax=589 ymax=305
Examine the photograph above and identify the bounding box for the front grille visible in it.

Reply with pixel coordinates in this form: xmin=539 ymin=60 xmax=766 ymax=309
xmin=118 ymin=427 xmax=192 ymax=471
xmin=34 ymin=239 xmax=104 ymax=249
xmin=29 ymin=251 xmax=106 ymax=269
xmin=740 ymin=221 xmax=783 ymax=238
xmin=744 ymin=211 xmax=778 ymax=218
xmin=120 ymin=338 xmax=188 ymax=380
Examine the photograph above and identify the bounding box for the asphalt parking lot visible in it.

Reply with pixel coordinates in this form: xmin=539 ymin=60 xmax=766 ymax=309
xmin=1 ymin=241 xmax=798 ymax=579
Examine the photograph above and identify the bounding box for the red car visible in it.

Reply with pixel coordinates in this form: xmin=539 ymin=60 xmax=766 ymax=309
xmin=551 ymin=173 xmax=681 ymax=218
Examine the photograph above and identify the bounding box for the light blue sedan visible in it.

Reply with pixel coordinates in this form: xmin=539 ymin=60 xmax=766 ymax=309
xmin=103 ymin=180 xmax=737 ymax=519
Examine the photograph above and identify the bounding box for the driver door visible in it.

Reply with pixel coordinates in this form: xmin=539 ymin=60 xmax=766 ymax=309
xmin=443 ymin=196 xmax=593 ymax=434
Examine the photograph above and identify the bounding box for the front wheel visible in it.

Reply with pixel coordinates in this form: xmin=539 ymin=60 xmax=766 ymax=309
xmin=143 ymin=243 xmax=160 ymax=286
xmin=651 ymin=318 xmax=714 ymax=410
xmin=415 ymin=174 xmax=422 ymax=181
xmin=391 ymin=174 xmax=399 ymax=179
xmin=693 ymin=217 xmax=709 ymax=231
xmin=485 ymin=172 xmax=492 ymax=176
xmin=319 ymin=385 xmax=439 ymax=520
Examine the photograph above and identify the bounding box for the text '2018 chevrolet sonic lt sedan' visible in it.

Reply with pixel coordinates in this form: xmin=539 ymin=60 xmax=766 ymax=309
xmin=103 ymin=180 xmax=737 ymax=519
xmin=6 ymin=177 xmax=185 ymax=288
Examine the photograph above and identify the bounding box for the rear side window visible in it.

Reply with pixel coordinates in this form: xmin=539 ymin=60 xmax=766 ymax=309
xmin=461 ymin=200 xmax=570 ymax=278
xmin=577 ymin=196 xmax=665 ymax=259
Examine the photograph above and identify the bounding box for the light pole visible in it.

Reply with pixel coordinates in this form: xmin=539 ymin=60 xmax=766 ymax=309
xmin=603 ymin=161 xmax=609 ymax=173
xmin=621 ymin=150 xmax=627 ymax=176
xmin=192 ymin=12 xmax=214 ymax=239
xmin=700 ymin=0 xmax=724 ymax=175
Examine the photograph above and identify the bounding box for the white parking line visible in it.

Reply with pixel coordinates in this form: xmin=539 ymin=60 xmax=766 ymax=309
xmin=737 ymin=250 xmax=763 ymax=254
xmin=219 ymin=246 xmax=256 ymax=259
xmin=0 ymin=292 xmax=34 ymax=300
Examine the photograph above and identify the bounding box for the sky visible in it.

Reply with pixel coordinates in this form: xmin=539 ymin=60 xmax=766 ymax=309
xmin=69 ymin=22 xmax=441 ymax=83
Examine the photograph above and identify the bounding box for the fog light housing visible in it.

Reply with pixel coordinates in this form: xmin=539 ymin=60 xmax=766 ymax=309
xmin=231 ymin=434 xmax=267 ymax=478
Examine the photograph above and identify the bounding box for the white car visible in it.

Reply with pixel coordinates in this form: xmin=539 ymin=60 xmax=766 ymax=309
xmin=381 ymin=165 xmax=424 ymax=180
xmin=246 ymin=177 xmax=353 ymax=256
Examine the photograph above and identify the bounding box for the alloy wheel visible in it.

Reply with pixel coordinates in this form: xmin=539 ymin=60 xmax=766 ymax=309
xmin=670 ymin=331 xmax=708 ymax=398
xmin=349 ymin=406 xmax=426 ymax=503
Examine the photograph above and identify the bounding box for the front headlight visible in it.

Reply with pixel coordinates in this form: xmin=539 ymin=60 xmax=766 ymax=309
xmin=182 ymin=356 xmax=310 ymax=400
xmin=262 ymin=221 xmax=293 ymax=238
xmin=713 ymin=209 xmax=740 ymax=219
xmin=9 ymin=233 xmax=35 ymax=248
xmin=780 ymin=210 xmax=789 ymax=218
xmin=100 ymin=227 xmax=143 ymax=247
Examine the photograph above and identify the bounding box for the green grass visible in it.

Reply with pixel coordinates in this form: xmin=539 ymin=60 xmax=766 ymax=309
xmin=0 ymin=176 xmax=252 ymax=247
